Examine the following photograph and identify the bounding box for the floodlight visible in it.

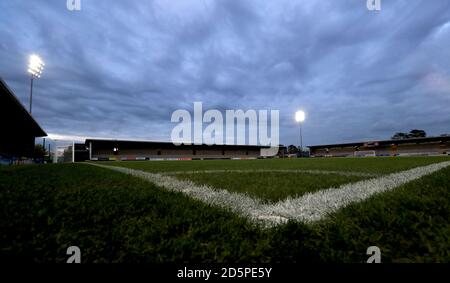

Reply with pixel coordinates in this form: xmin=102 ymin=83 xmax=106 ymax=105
xmin=295 ymin=110 xmax=305 ymax=123
xmin=27 ymin=54 xmax=45 ymax=114
xmin=28 ymin=54 xmax=45 ymax=78
xmin=295 ymin=110 xmax=306 ymax=157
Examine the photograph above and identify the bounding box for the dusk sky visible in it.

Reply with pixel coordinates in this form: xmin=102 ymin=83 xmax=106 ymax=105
xmin=1 ymin=0 xmax=449 ymax=146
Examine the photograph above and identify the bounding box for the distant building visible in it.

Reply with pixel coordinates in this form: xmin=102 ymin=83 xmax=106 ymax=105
xmin=308 ymin=136 xmax=450 ymax=157
xmin=76 ymin=139 xmax=285 ymax=161
xmin=0 ymin=78 xmax=47 ymax=164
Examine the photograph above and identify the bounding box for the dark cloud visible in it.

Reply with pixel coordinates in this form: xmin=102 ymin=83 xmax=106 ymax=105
xmin=1 ymin=0 xmax=449 ymax=146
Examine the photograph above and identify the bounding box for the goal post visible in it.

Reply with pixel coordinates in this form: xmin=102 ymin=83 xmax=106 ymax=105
xmin=45 ymin=138 xmax=75 ymax=163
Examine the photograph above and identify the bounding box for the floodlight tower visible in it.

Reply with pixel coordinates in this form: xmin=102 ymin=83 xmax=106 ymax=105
xmin=27 ymin=54 xmax=45 ymax=114
xmin=295 ymin=110 xmax=306 ymax=157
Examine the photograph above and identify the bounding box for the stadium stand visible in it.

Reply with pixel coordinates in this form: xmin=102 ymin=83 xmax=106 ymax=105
xmin=308 ymin=137 xmax=450 ymax=157
xmin=78 ymin=139 xmax=285 ymax=161
xmin=0 ymin=78 xmax=47 ymax=164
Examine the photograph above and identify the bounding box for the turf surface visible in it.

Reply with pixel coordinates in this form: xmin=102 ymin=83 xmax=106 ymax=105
xmin=1 ymin=157 xmax=450 ymax=263
xmin=0 ymin=164 xmax=264 ymax=263
xmin=100 ymin=156 xmax=450 ymax=174
xmin=173 ymin=171 xmax=366 ymax=202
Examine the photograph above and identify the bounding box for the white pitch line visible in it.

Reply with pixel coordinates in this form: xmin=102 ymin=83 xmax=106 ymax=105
xmin=165 ymin=169 xmax=378 ymax=178
xmin=87 ymin=161 xmax=450 ymax=228
xmin=88 ymin=163 xmax=279 ymax=226
xmin=266 ymin=161 xmax=450 ymax=223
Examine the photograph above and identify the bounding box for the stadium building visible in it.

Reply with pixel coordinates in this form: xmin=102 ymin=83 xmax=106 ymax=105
xmin=74 ymin=139 xmax=285 ymax=161
xmin=0 ymin=78 xmax=47 ymax=164
xmin=308 ymin=136 xmax=450 ymax=157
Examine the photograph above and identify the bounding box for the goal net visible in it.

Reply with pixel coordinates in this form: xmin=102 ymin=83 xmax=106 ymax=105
xmin=353 ymin=150 xmax=376 ymax=157
xmin=42 ymin=138 xmax=75 ymax=163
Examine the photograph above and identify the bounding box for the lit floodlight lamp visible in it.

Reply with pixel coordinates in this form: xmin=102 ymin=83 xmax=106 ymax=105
xmin=295 ymin=110 xmax=305 ymax=123
xmin=28 ymin=54 xmax=45 ymax=78
xmin=295 ymin=110 xmax=306 ymax=157
xmin=27 ymin=54 xmax=45 ymax=114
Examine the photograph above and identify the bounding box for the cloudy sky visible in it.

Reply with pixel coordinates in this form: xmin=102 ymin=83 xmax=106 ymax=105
xmin=1 ymin=0 xmax=449 ymax=146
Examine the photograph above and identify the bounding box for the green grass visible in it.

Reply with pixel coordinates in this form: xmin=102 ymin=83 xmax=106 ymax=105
xmin=101 ymin=156 xmax=450 ymax=174
xmin=173 ymin=172 xmax=365 ymax=202
xmin=310 ymin=165 xmax=450 ymax=262
xmin=0 ymin=164 xmax=266 ymax=263
xmin=1 ymin=157 xmax=450 ymax=263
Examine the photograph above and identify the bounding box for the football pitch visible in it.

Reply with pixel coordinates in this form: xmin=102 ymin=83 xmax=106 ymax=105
xmin=1 ymin=156 xmax=450 ymax=262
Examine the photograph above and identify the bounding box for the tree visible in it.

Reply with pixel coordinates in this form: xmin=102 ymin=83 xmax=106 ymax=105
xmin=287 ymin=144 xmax=299 ymax=154
xmin=34 ymin=144 xmax=47 ymax=159
xmin=408 ymin=129 xmax=426 ymax=138
xmin=391 ymin=130 xmax=427 ymax=140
